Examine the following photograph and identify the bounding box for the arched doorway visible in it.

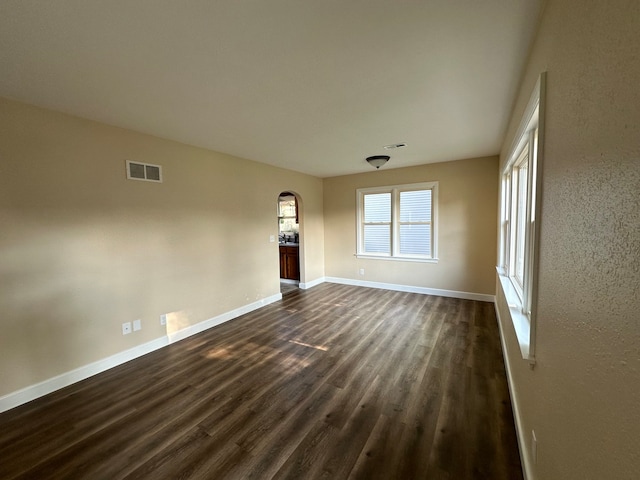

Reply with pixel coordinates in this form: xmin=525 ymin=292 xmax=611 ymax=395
xmin=277 ymin=192 xmax=300 ymax=295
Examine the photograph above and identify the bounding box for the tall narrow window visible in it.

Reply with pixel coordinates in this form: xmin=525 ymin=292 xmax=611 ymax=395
xmin=500 ymin=174 xmax=512 ymax=270
xmin=498 ymin=72 xmax=545 ymax=363
xmin=399 ymin=189 xmax=432 ymax=256
xmin=513 ymin=146 xmax=530 ymax=292
xmin=363 ymin=193 xmax=391 ymax=254
xmin=357 ymin=182 xmax=438 ymax=261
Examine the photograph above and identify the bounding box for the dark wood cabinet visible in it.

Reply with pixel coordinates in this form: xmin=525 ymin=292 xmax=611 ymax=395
xmin=279 ymin=245 xmax=299 ymax=280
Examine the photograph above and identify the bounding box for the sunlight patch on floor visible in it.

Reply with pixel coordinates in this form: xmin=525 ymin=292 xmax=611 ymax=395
xmin=204 ymin=347 xmax=235 ymax=360
xmin=288 ymin=339 xmax=328 ymax=351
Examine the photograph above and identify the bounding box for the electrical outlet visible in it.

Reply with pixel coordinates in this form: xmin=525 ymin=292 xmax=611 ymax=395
xmin=122 ymin=322 xmax=132 ymax=335
xmin=359 ymin=268 xmax=365 ymax=276
xmin=531 ymin=430 xmax=537 ymax=464
xmin=269 ymin=234 xmax=275 ymax=243
xmin=133 ymin=319 xmax=142 ymax=331
xmin=160 ymin=314 xmax=167 ymax=326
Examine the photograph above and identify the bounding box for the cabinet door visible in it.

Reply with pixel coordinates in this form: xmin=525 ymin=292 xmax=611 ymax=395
xmin=279 ymin=247 xmax=300 ymax=280
xmin=286 ymin=248 xmax=300 ymax=280
xmin=287 ymin=249 xmax=300 ymax=280
xmin=279 ymin=248 xmax=287 ymax=278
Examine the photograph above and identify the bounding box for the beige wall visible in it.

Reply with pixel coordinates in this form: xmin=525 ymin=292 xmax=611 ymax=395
xmin=0 ymin=97 xmax=324 ymax=397
xmin=496 ymin=1 xmax=640 ymax=479
xmin=323 ymin=157 xmax=498 ymax=296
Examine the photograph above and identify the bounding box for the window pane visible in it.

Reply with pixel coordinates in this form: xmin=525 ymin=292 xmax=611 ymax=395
xmin=530 ymin=129 xmax=538 ymax=222
xmin=279 ymin=199 xmax=296 ymax=217
xmin=364 ymin=224 xmax=390 ymax=254
xmin=399 ymin=224 xmax=431 ymax=256
xmin=364 ymin=193 xmax=391 ymax=223
xmin=400 ymin=190 xmax=431 ymax=222
xmin=515 ymin=161 xmax=528 ymax=283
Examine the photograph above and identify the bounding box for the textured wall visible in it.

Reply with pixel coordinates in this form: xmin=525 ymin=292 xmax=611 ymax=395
xmin=0 ymin=97 xmax=325 ymax=397
xmin=496 ymin=1 xmax=640 ymax=479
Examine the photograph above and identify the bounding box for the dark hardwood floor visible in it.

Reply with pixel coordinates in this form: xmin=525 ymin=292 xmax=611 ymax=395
xmin=0 ymin=283 xmax=523 ymax=479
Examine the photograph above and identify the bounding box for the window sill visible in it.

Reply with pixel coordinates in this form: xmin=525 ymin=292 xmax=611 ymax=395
xmin=356 ymin=254 xmax=438 ymax=264
xmin=497 ymin=268 xmax=535 ymax=364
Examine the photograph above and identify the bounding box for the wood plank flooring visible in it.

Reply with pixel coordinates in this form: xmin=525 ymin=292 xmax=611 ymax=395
xmin=0 ymin=283 xmax=523 ymax=479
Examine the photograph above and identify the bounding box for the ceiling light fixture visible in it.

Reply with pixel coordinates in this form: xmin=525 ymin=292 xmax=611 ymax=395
xmin=366 ymin=155 xmax=390 ymax=169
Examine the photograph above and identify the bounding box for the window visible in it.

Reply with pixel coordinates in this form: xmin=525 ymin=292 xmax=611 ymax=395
xmin=498 ymin=72 xmax=545 ymax=363
xmin=505 ymin=128 xmax=536 ymax=300
xmin=357 ymin=182 xmax=437 ymax=261
xmin=363 ymin=192 xmax=391 ymax=254
xmin=278 ymin=194 xmax=299 ymax=235
xmin=512 ymin=145 xmax=530 ymax=292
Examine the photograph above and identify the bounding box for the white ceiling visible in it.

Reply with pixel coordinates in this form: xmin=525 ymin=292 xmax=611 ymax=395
xmin=0 ymin=1 xmax=541 ymax=178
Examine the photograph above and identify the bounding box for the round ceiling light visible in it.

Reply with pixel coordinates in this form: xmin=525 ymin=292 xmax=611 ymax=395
xmin=366 ymin=155 xmax=390 ymax=169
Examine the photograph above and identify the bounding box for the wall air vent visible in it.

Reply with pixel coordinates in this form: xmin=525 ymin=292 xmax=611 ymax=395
xmin=126 ymin=160 xmax=163 ymax=183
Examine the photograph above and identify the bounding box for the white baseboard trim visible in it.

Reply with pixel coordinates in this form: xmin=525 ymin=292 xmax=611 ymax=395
xmin=167 ymin=293 xmax=282 ymax=343
xmin=0 ymin=336 xmax=169 ymax=414
xmin=0 ymin=293 xmax=282 ymax=414
xmin=299 ymin=276 xmax=325 ymax=290
xmin=494 ymin=301 xmax=532 ymax=480
xmin=324 ymin=277 xmax=495 ymax=302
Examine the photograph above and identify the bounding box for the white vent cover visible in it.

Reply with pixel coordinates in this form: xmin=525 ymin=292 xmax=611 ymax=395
xmin=126 ymin=160 xmax=163 ymax=183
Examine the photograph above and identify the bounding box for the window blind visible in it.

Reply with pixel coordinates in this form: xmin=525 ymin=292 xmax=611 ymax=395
xmin=399 ymin=190 xmax=432 ymax=256
xmin=363 ymin=193 xmax=391 ymax=254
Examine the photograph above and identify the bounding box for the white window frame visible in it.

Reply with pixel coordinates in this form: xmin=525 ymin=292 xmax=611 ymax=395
xmin=356 ymin=182 xmax=438 ymax=262
xmin=498 ymin=72 xmax=546 ymax=363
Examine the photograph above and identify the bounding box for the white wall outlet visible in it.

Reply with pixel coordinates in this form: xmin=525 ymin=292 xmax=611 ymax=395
xmin=531 ymin=430 xmax=537 ymax=464
xmin=359 ymin=268 xmax=365 ymax=276
xmin=269 ymin=234 xmax=275 ymax=243
xmin=160 ymin=314 xmax=167 ymax=326
xmin=122 ymin=322 xmax=132 ymax=335
xmin=133 ymin=319 xmax=142 ymax=331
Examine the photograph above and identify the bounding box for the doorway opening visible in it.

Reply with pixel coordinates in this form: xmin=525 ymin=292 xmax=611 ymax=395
xmin=278 ymin=192 xmax=300 ymax=295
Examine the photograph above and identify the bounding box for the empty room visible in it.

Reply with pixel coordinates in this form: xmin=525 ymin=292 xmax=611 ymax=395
xmin=0 ymin=1 xmax=638 ymax=479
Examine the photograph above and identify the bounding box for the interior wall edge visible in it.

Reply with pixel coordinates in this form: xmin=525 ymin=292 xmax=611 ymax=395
xmin=298 ymin=277 xmax=326 ymax=290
